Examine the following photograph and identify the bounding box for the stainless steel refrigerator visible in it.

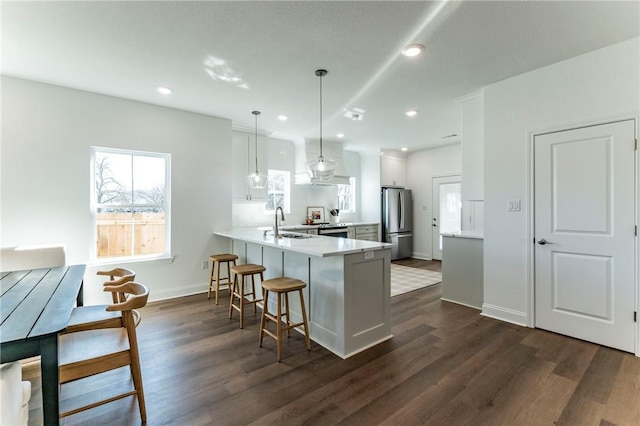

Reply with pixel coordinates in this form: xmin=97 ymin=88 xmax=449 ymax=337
xmin=381 ymin=187 xmax=413 ymax=260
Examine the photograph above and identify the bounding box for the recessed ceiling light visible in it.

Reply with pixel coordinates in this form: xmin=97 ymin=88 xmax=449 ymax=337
xmin=157 ymin=86 xmax=173 ymax=95
xmin=402 ymin=44 xmax=425 ymax=57
xmin=336 ymin=133 xmax=345 ymax=138
xmin=278 ymin=114 xmax=288 ymax=121
xmin=405 ymin=109 xmax=418 ymax=117
xmin=401 ymin=147 xmax=408 ymax=152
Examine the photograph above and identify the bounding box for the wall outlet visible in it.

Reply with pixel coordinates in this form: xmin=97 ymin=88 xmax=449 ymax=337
xmin=364 ymin=251 xmax=374 ymax=260
xmin=201 ymin=260 xmax=209 ymax=270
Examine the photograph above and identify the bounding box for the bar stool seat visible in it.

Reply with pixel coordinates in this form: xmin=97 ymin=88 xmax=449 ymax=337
xmin=259 ymin=276 xmax=311 ymax=361
xmin=208 ymin=253 xmax=238 ymax=304
xmin=229 ymin=263 xmax=265 ymax=328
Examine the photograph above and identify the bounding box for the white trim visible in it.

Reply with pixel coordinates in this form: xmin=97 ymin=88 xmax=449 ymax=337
xmin=441 ymin=297 xmax=481 ymax=311
xmin=411 ymin=253 xmax=431 ymax=261
xmin=455 ymin=88 xmax=485 ymax=104
xmin=481 ymin=303 xmax=527 ymax=326
xmin=148 ymin=283 xmax=207 ymax=303
xmin=526 ymin=114 xmax=640 ymax=357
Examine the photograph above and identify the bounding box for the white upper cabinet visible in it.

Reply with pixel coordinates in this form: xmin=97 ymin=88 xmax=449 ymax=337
xmin=380 ymin=153 xmax=406 ymax=187
xmin=232 ymin=131 xmax=267 ymax=202
xmin=458 ymin=90 xmax=484 ymax=201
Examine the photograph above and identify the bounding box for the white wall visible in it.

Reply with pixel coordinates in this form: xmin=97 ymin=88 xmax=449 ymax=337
xmin=406 ymin=144 xmax=462 ymax=259
xmin=232 ymin=135 xmax=363 ymax=227
xmin=1 ymin=77 xmax=233 ymax=304
xmin=360 ymin=152 xmax=382 ymax=224
xmin=483 ymin=37 xmax=640 ymax=325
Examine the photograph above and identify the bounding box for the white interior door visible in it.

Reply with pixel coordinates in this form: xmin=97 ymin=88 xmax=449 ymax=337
xmin=534 ymin=120 xmax=636 ymax=352
xmin=432 ymin=176 xmax=461 ymax=260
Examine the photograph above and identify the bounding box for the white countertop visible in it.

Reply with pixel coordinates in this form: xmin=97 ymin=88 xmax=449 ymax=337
xmin=214 ymin=228 xmax=391 ymax=257
xmin=441 ymin=231 xmax=484 ymax=240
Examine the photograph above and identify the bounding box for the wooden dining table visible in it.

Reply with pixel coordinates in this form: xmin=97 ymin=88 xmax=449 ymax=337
xmin=1 ymin=264 xmax=86 ymax=426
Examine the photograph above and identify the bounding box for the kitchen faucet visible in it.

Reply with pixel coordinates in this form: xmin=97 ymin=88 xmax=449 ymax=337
xmin=274 ymin=206 xmax=285 ymax=238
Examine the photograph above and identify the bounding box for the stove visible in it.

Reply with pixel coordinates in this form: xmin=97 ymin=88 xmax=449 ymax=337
xmin=317 ymin=223 xmax=348 ymax=238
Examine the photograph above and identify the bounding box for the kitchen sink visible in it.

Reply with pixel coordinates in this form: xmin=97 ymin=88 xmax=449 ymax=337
xmin=280 ymin=232 xmax=312 ymax=239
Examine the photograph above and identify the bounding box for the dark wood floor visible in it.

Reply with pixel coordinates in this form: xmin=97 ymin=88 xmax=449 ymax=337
xmin=25 ymin=259 xmax=639 ymax=425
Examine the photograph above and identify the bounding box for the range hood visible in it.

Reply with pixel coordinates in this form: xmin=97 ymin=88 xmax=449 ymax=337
xmin=294 ymin=139 xmax=352 ymax=186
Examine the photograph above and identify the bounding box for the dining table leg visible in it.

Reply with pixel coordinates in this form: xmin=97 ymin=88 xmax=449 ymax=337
xmin=40 ymin=335 xmax=60 ymax=425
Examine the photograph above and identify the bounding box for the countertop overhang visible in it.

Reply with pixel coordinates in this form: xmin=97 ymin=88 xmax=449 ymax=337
xmin=214 ymin=228 xmax=391 ymax=257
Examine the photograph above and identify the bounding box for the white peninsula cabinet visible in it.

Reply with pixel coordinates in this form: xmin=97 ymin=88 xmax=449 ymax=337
xmin=441 ymin=232 xmax=483 ymax=309
xmin=214 ymin=228 xmax=393 ymax=359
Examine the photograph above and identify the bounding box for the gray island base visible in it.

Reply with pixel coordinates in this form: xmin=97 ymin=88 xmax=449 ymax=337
xmin=214 ymin=228 xmax=393 ymax=359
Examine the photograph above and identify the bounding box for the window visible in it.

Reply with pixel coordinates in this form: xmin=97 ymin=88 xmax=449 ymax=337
xmin=91 ymin=147 xmax=171 ymax=261
xmin=265 ymin=169 xmax=290 ymax=213
xmin=337 ymin=177 xmax=356 ymax=213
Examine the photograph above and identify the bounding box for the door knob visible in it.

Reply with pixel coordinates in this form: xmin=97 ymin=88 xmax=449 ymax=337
xmin=537 ymin=239 xmax=552 ymax=245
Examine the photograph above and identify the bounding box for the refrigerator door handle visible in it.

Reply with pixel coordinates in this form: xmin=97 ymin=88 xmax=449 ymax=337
xmin=399 ymin=191 xmax=404 ymax=230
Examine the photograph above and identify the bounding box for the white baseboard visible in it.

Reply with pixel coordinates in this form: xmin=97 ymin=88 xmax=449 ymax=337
xmin=441 ymin=297 xmax=481 ymax=311
xmin=481 ymin=303 xmax=527 ymax=327
xmin=149 ymin=282 xmax=208 ymax=303
xmin=411 ymin=252 xmax=431 ymax=260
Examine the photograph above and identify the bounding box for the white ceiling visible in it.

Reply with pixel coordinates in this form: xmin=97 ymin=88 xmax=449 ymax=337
xmin=2 ymin=1 xmax=638 ymax=153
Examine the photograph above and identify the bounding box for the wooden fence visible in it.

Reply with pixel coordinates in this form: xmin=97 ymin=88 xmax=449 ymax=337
xmin=96 ymin=212 xmax=165 ymax=257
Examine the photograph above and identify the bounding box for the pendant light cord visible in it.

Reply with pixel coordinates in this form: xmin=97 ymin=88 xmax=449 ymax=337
xmin=319 ymin=73 xmax=323 ymax=158
xmin=253 ymin=110 xmax=260 ymax=173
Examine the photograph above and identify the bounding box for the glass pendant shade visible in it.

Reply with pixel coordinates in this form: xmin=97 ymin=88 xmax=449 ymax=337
xmin=306 ymin=69 xmax=336 ymax=181
xmin=305 ymin=155 xmax=337 ymax=180
xmin=247 ymin=170 xmax=268 ymax=188
xmin=247 ymin=110 xmax=267 ymax=189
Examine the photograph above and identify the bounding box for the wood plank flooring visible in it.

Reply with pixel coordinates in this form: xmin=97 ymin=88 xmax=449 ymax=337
xmin=24 ymin=260 xmax=639 ymax=425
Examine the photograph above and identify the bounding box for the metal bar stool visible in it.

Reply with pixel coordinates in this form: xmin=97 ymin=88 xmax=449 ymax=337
xmin=259 ymin=276 xmax=311 ymax=361
xmin=229 ymin=263 xmax=265 ymax=328
xmin=208 ymin=254 xmax=238 ymax=304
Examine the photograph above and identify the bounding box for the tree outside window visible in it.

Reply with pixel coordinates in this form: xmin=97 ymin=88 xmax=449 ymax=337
xmin=92 ymin=147 xmax=171 ymax=260
xmin=265 ymin=170 xmax=290 ymax=213
xmin=337 ymin=177 xmax=356 ymax=213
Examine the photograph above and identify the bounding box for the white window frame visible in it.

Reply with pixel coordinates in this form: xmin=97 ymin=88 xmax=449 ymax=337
xmin=337 ymin=177 xmax=356 ymax=213
xmin=90 ymin=146 xmax=171 ymax=264
xmin=264 ymin=169 xmax=291 ymax=214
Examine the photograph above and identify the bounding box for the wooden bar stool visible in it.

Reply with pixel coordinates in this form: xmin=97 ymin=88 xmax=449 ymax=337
xmin=259 ymin=277 xmax=311 ymax=361
xmin=208 ymin=254 xmax=238 ymax=304
xmin=228 ymin=263 xmax=265 ymax=328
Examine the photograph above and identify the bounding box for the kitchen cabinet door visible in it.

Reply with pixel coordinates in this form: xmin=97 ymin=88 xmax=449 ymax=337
xmin=232 ymin=132 xmax=266 ymax=202
xmin=380 ymin=154 xmax=406 ymax=187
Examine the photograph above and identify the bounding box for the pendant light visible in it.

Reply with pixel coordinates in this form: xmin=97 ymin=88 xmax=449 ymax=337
xmin=246 ymin=110 xmax=267 ymax=189
xmin=305 ymin=69 xmax=336 ymax=180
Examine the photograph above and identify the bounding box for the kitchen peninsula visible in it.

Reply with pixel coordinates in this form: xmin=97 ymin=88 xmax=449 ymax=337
xmin=213 ymin=228 xmax=393 ymax=359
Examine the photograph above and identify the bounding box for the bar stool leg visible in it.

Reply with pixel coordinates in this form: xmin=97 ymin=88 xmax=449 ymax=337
xmin=259 ymin=289 xmax=269 ymax=347
xmin=251 ymin=274 xmax=257 ymax=314
xmin=229 ymin=274 xmax=238 ymax=320
xmin=298 ymin=289 xmax=311 ymax=350
xmin=276 ymin=291 xmax=283 ymax=361
xmin=215 ymin=261 xmax=223 ymax=305
xmin=208 ymin=260 xmax=215 ymax=300
xmin=284 ymin=292 xmax=291 ymax=337
xmin=240 ymin=275 xmax=247 ymax=329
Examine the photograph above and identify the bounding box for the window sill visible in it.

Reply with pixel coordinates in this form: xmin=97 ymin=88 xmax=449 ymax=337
xmin=90 ymin=255 xmax=175 ymax=267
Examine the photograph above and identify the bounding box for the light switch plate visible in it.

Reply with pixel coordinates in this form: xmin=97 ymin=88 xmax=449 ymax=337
xmin=507 ymin=199 xmax=521 ymax=211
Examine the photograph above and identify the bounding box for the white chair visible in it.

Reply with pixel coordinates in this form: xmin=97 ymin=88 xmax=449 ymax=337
xmin=0 ymin=362 xmax=32 ymax=426
xmin=0 ymin=244 xmax=66 ymax=271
